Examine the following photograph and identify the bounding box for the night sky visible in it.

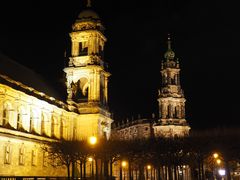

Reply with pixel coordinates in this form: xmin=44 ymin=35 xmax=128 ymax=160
xmin=0 ymin=0 xmax=239 ymax=130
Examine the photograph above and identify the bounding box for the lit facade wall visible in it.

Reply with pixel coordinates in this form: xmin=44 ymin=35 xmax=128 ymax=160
xmin=0 ymin=132 xmax=66 ymax=176
xmin=64 ymin=10 xmax=113 ymax=140
xmin=0 ymin=82 xmax=80 ymax=176
xmin=153 ymin=37 xmax=190 ymax=138
xmin=0 ymin=83 xmax=78 ymax=140
xmin=111 ymin=119 xmax=153 ymax=140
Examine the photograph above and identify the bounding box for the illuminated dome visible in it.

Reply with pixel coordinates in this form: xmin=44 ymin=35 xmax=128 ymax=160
xmin=164 ymin=35 xmax=175 ymax=59
xmin=78 ymin=9 xmax=100 ymax=20
xmin=164 ymin=49 xmax=175 ymax=59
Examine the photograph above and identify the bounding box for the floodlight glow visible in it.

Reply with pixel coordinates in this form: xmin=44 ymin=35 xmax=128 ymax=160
xmin=213 ymin=153 xmax=219 ymax=159
xmin=218 ymin=169 xmax=226 ymax=176
xmin=89 ymin=136 xmax=97 ymax=145
xmin=122 ymin=161 xmax=127 ymax=167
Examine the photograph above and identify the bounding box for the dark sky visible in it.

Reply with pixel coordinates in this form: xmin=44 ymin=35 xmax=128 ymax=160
xmin=0 ymin=0 xmax=239 ymax=130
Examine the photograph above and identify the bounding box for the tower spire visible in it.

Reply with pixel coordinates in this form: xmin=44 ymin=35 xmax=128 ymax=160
xmin=164 ymin=34 xmax=175 ymax=59
xmin=153 ymin=34 xmax=190 ymax=138
xmin=167 ymin=33 xmax=171 ymax=50
xmin=86 ymin=0 xmax=91 ymax=7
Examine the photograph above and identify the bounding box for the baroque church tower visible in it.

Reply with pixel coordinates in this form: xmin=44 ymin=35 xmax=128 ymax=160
xmin=153 ymin=36 xmax=190 ymax=137
xmin=64 ymin=3 xmax=113 ymax=139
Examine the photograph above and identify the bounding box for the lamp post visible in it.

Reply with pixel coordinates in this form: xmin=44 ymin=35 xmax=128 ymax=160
xmin=147 ymin=165 xmax=151 ymax=180
xmin=218 ymin=169 xmax=226 ymax=180
xmin=122 ymin=161 xmax=127 ymax=180
xmin=212 ymin=152 xmax=226 ymax=180
xmin=89 ymin=136 xmax=97 ymax=145
xmin=88 ymin=136 xmax=97 ymax=179
xmin=88 ymin=157 xmax=94 ymax=178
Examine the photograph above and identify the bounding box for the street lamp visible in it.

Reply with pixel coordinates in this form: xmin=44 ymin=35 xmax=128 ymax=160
xmin=216 ymin=159 xmax=221 ymax=165
xmin=218 ymin=169 xmax=226 ymax=180
xmin=218 ymin=169 xmax=226 ymax=176
xmin=88 ymin=157 xmax=94 ymax=177
xmin=147 ymin=165 xmax=152 ymax=179
xmin=89 ymin=136 xmax=97 ymax=145
xmin=121 ymin=161 xmax=127 ymax=180
xmin=121 ymin=161 xmax=127 ymax=167
xmin=88 ymin=136 xmax=97 ymax=178
xmin=213 ymin=153 xmax=219 ymax=159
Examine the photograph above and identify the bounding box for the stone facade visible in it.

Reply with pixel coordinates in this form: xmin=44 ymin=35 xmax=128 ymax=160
xmin=64 ymin=9 xmax=112 ymax=140
xmin=112 ymin=37 xmax=190 ymax=139
xmin=153 ymin=36 xmax=190 ymax=138
xmin=0 ymin=7 xmax=112 ymax=177
xmin=111 ymin=118 xmax=154 ymax=140
xmin=0 ymin=77 xmax=76 ymax=177
xmin=0 ymin=4 xmax=191 ymax=179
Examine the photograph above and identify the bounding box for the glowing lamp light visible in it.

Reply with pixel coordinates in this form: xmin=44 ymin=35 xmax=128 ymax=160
xmin=147 ymin=165 xmax=151 ymax=170
xmin=218 ymin=169 xmax=226 ymax=176
xmin=216 ymin=159 xmax=221 ymax=164
xmin=213 ymin=153 xmax=219 ymax=159
xmin=88 ymin=157 xmax=93 ymax=162
xmin=122 ymin=161 xmax=127 ymax=167
xmin=89 ymin=136 xmax=97 ymax=145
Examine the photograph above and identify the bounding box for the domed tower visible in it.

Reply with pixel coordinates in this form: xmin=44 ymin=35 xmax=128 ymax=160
xmin=153 ymin=35 xmax=190 ymax=137
xmin=64 ymin=2 xmax=113 ymax=139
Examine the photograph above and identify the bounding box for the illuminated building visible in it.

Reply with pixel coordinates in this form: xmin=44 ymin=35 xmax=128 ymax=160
xmin=0 ymin=4 xmax=112 ymax=177
xmin=153 ymin=36 xmax=190 ymax=137
xmin=111 ymin=117 xmax=155 ymax=140
xmin=63 ymin=5 xmax=113 ymax=140
xmin=112 ymin=36 xmax=190 ymax=139
xmin=0 ymin=1 xmax=190 ymax=178
xmin=0 ymin=53 xmax=72 ymax=176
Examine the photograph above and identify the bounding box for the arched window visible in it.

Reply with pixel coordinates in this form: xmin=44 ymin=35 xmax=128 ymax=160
xmin=19 ymin=146 xmax=25 ymax=165
xmin=30 ymin=109 xmax=40 ymax=134
xmin=60 ymin=118 xmax=64 ymax=139
xmin=173 ymin=106 xmax=177 ymax=118
xmin=17 ymin=112 xmax=21 ymax=130
xmin=2 ymin=108 xmax=7 ymax=126
xmin=41 ymin=113 xmax=46 ymax=136
xmin=51 ymin=116 xmax=58 ymax=138
xmin=79 ymin=41 xmax=88 ymax=56
xmin=2 ymin=102 xmax=13 ymax=127
xmin=29 ymin=111 xmax=33 ymax=133
xmin=168 ymin=105 xmax=171 ymax=118
xmin=4 ymin=144 xmax=11 ymax=164
xmin=17 ymin=106 xmax=26 ymax=131
xmin=32 ymin=149 xmax=37 ymax=166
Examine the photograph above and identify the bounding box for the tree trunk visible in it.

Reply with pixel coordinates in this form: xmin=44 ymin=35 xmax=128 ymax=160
xmin=104 ymin=159 xmax=109 ymax=179
xmin=95 ymin=158 xmax=98 ymax=180
xmin=110 ymin=159 xmax=113 ymax=179
xmin=99 ymin=160 xmax=102 ymax=179
xmin=157 ymin=166 xmax=161 ymax=180
xmin=197 ymin=159 xmax=201 ymax=180
xmin=72 ymin=161 xmax=75 ymax=180
xmin=120 ymin=165 xmax=122 ymax=180
xmin=67 ymin=163 xmax=71 ymax=180
xmin=168 ymin=166 xmax=173 ymax=180
xmin=128 ymin=161 xmax=132 ymax=180
xmin=139 ymin=165 xmax=144 ymax=180
xmin=80 ymin=161 xmax=83 ymax=179
xmin=84 ymin=160 xmax=86 ymax=179
xmin=225 ymin=160 xmax=232 ymax=180
xmin=201 ymin=160 xmax=205 ymax=180
xmin=174 ymin=165 xmax=177 ymax=180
